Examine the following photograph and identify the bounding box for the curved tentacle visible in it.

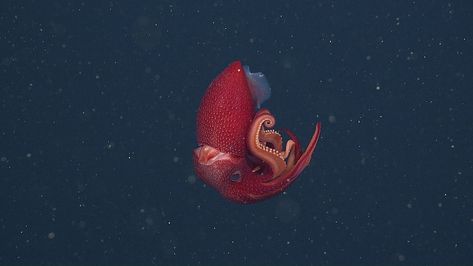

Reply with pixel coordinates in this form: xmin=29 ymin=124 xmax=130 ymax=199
xmin=259 ymin=128 xmax=283 ymax=151
xmin=247 ymin=109 xmax=298 ymax=179
xmin=247 ymin=110 xmax=286 ymax=178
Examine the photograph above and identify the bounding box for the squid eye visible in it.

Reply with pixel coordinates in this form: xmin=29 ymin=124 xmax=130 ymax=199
xmin=230 ymin=171 xmax=241 ymax=182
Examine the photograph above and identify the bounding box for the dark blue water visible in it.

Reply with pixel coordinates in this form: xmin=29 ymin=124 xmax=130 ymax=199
xmin=1 ymin=0 xmax=472 ymax=265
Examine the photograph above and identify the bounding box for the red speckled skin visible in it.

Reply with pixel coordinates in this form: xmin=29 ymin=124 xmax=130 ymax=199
xmin=196 ymin=61 xmax=255 ymax=156
xmin=194 ymin=61 xmax=321 ymax=204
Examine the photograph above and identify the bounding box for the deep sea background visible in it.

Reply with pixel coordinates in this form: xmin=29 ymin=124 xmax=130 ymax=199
xmin=1 ymin=0 xmax=472 ymax=265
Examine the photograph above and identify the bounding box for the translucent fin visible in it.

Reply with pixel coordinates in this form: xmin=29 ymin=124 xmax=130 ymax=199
xmin=243 ymin=65 xmax=271 ymax=108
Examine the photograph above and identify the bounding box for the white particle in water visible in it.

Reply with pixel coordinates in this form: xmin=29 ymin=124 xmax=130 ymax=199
xmin=187 ymin=175 xmax=196 ymax=184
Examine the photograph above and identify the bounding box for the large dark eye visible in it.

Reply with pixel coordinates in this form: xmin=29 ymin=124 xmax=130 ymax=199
xmin=230 ymin=171 xmax=241 ymax=182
